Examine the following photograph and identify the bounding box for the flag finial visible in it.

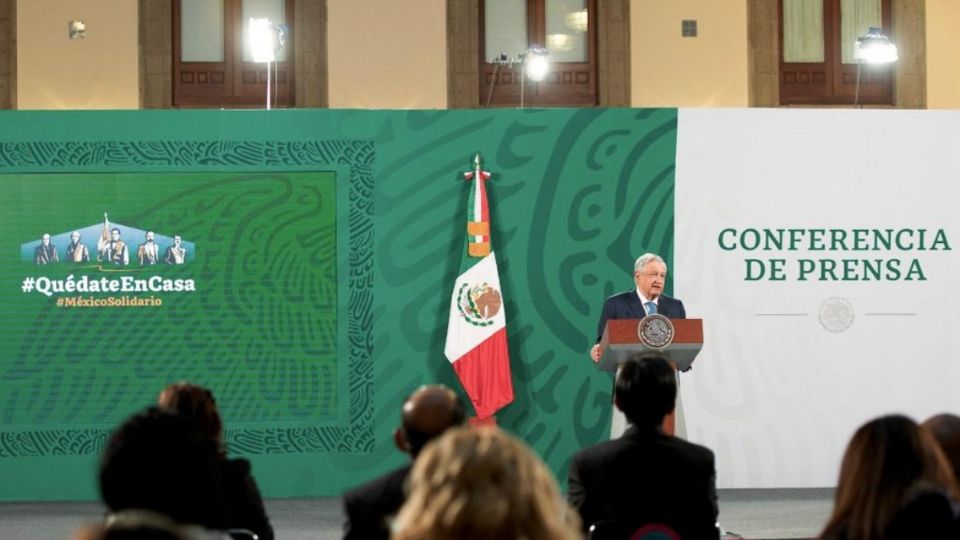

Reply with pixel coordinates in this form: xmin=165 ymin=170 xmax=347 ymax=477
xmin=474 ymin=153 xmax=481 ymax=168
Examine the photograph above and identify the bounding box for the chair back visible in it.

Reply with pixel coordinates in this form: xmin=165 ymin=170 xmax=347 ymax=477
xmin=223 ymin=529 xmax=258 ymax=540
xmin=589 ymin=520 xmax=680 ymax=540
xmin=589 ymin=519 xmax=722 ymax=540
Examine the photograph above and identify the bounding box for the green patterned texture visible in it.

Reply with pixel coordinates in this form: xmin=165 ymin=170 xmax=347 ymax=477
xmin=0 ymin=108 xmax=676 ymax=500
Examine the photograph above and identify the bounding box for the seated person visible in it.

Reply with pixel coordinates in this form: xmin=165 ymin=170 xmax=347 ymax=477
xmin=567 ymin=354 xmax=719 ymax=539
xmin=158 ymin=383 xmax=273 ymax=540
xmin=819 ymin=414 xmax=960 ymax=540
xmin=392 ymin=426 xmax=581 ymax=540
xmin=98 ymin=407 xmax=228 ymax=532
xmin=923 ymin=413 xmax=960 ymax=490
xmin=342 ymin=385 xmax=466 ymax=540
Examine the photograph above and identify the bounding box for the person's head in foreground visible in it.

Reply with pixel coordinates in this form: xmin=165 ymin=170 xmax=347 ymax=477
xmin=98 ymin=407 xmax=227 ymax=530
xmin=158 ymin=382 xmax=225 ymax=454
xmin=615 ymin=353 xmax=675 ymax=429
xmin=395 ymin=384 xmax=467 ymax=459
xmin=922 ymin=413 xmax=960 ymax=490
xmin=392 ymin=426 xmax=581 ymax=540
xmin=819 ymin=414 xmax=959 ymax=540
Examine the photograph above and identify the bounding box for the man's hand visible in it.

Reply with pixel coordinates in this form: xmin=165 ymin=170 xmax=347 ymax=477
xmin=590 ymin=344 xmax=601 ymax=364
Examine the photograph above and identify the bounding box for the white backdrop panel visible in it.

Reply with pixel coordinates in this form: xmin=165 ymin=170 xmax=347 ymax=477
xmin=675 ymin=109 xmax=960 ymax=488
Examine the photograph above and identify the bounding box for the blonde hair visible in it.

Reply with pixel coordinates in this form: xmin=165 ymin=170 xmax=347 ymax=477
xmin=392 ymin=426 xmax=581 ymax=540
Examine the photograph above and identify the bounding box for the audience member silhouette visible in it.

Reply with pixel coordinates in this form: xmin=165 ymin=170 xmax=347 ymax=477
xmin=923 ymin=413 xmax=960 ymax=491
xmin=392 ymin=426 xmax=581 ymax=540
xmin=567 ymin=354 xmax=718 ymax=539
xmin=819 ymin=414 xmax=960 ymax=540
xmin=158 ymin=382 xmax=273 ymax=540
xmin=342 ymin=384 xmax=466 ymax=540
xmin=98 ymin=407 xmax=229 ymax=531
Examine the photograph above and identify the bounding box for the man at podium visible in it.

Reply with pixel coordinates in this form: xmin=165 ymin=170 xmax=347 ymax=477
xmin=590 ymin=253 xmax=686 ymax=363
xmin=589 ymin=253 xmax=687 ymax=439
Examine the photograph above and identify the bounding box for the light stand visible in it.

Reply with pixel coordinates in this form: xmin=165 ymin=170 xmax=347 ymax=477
xmin=266 ymin=60 xmax=272 ymax=110
xmin=520 ymin=58 xmax=526 ymax=109
xmin=519 ymin=46 xmax=549 ymax=110
xmin=273 ymin=25 xmax=287 ymax=109
xmin=854 ymin=60 xmax=861 ymax=108
xmin=483 ymin=47 xmax=550 ymax=109
xmin=249 ymin=18 xmax=287 ymax=110
xmin=485 ymin=53 xmax=518 ymax=108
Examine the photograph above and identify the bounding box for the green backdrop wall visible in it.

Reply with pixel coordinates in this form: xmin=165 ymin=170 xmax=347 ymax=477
xmin=0 ymin=108 xmax=678 ymax=500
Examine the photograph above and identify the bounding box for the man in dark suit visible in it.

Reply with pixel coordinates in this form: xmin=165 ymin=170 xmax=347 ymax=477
xmin=591 ymin=253 xmax=685 ymax=362
xmin=342 ymin=385 xmax=466 ymax=540
xmin=568 ymin=354 xmax=719 ymax=539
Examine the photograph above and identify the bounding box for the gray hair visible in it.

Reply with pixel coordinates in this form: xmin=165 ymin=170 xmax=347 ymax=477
xmin=633 ymin=253 xmax=667 ymax=273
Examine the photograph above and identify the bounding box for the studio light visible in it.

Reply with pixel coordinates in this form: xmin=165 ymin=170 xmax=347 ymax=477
xmin=248 ymin=18 xmax=288 ymax=110
xmin=483 ymin=47 xmax=551 ymax=109
xmin=518 ymin=46 xmax=550 ymax=109
xmin=853 ymin=27 xmax=898 ymax=107
xmin=854 ymin=27 xmax=898 ymax=64
xmin=248 ymin=18 xmax=276 ymax=63
xmin=523 ymin=46 xmax=550 ymax=82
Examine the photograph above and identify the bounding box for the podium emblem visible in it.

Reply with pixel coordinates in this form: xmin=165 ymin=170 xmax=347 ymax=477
xmin=637 ymin=314 xmax=675 ymax=350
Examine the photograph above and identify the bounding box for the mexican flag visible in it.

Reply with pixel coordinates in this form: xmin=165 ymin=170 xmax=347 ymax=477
xmin=443 ymin=155 xmax=514 ymax=420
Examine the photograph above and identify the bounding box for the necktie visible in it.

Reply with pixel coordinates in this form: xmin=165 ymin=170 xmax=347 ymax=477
xmin=645 ymin=301 xmax=657 ymax=316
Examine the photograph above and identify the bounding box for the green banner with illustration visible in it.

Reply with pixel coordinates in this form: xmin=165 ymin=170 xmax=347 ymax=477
xmin=0 ymin=108 xmax=677 ymax=500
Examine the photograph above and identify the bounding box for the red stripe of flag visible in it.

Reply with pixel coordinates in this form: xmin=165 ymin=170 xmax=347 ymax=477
xmin=451 ymin=327 xmax=513 ymax=419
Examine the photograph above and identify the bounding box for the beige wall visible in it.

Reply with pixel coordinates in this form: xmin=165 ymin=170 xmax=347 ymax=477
xmin=631 ymin=0 xmax=749 ymax=107
xmin=926 ymin=0 xmax=960 ymax=108
xmin=17 ymin=0 xmax=138 ymax=109
xmin=13 ymin=0 xmax=959 ymax=110
xmin=327 ymin=0 xmax=447 ymax=108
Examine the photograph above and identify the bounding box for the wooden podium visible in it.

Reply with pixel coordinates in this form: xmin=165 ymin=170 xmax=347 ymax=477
xmin=597 ymin=318 xmax=704 ymax=435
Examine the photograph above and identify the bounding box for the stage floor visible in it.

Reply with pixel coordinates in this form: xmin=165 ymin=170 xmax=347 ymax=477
xmin=0 ymin=488 xmax=834 ymax=540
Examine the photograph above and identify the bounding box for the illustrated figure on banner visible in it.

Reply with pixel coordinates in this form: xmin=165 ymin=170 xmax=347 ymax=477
xmin=34 ymin=233 xmax=59 ymax=265
xmin=165 ymin=235 xmax=186 ymax=265
xmin=137 ymin=231 xmax=160 ymax=265
xmin=66 ymin=231 xmax=90 ymax=263
xmin=97 ymin=213 xmax=129 ymax=266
